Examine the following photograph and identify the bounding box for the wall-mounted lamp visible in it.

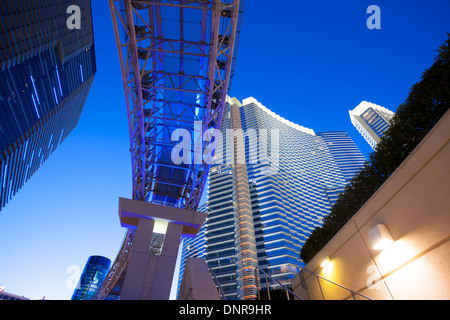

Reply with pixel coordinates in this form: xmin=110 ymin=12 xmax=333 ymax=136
xmin=320 ymin=256 xmax=331 ymax=268
xmin=368 ymin=224 xmax=394 ymax=251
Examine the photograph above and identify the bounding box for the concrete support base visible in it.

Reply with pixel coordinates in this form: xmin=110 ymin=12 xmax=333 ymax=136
xmin=117 ymin=197 xmax=206 ymax=300
xmin=177 ymin=258 xmax=220 ymax=300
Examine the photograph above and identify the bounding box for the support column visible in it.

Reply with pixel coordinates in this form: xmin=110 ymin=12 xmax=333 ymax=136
xmin=117 ymin=197 xmax=207 ymax=300
xmin=148 ymin=223 xmax=183 ymax=300
xmin=120 ymin=218 xmax=154 ymax=300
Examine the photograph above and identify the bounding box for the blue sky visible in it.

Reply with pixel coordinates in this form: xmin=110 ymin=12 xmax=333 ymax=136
xmin=0 ymin=0 xmax=449 ymax=300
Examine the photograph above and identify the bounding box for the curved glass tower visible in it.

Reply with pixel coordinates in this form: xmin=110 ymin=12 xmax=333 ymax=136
xmin=72 ymin=255 xmax=111 ymax=300
xmin=179 ymin=97 xmax=366 ymax=299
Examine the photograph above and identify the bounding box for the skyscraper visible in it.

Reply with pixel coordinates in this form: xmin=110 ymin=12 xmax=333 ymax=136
xmin=315 ymin=131 xmax=367 ymax=183
xmin=349 ymin=101 xmax=395 ymax=149
xmin=71 ymin=255 xmax=111 ymax=300
xmin=0 ymin=0 xmax=96 ymax=211
xmin=179 ymin=97 xmax=366 ymax=300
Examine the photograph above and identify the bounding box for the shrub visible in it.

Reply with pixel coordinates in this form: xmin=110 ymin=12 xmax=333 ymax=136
xmin=300 ymin=34 xmax=450 ymax=264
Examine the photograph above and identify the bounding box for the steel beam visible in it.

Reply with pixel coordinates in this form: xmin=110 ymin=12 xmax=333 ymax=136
xmin=94 ymin=0 xmax=243 ymax=300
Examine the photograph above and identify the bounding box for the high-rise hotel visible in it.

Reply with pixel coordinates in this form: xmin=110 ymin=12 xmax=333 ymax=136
xmin=178 ymin=97 xmax=366 ymax=300
xmin=0 ymin=0 xmax=96 ymax=210
xmin=349 ymin=101 xmax=395 ymax=149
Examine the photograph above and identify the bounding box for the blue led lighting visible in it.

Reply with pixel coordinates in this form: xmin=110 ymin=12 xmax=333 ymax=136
xmin=55 ymin=66 xmax=63 ymax=95
xmin=58 ymin=129 xmax=65 ymax=146
xmin=53 ymin=87 xmax=58 ymax=104
xmin=31 ymin=94 xmax=40 ymax=118
xmin=30 ymin=75 xmax=40 ymax=104
xmin=2 ymin=165 xmax=7 ymax=189
xmin=23 ymin=139 xmax=29 ymax=161
xmin=48 ymin=134 xmax=53 ymax=148
xmin=79 ymin=64 xmax=84 ymax=82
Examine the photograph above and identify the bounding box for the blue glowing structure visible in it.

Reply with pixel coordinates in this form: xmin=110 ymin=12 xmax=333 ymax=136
xmin=94 ymin=0 xmax=243 ymax=299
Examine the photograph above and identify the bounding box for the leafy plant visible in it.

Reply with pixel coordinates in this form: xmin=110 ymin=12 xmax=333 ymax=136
xmin=300 ymin=34 xmax=450 ymax=264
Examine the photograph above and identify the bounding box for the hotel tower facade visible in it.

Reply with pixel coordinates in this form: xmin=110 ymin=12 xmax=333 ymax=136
xmin=349 ymin=101 xmax=395 ymax=149
xmin=178 ymin=97 xmax=366 ymax=300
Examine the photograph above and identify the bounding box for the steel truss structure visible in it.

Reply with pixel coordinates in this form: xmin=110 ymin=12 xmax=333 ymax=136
xmin=94 ymin=0 xmax=243 ymax=300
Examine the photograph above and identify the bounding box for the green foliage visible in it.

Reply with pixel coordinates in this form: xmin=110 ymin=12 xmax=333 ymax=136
xmin=300 ymin=34 xmax=450 ymax=264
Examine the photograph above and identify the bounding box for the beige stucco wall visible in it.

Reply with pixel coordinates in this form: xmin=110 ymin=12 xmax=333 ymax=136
xmin=292 ymin=109 xmax=450 ymax=300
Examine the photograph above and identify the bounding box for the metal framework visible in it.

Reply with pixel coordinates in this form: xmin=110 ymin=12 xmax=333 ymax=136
xmin=94 ymin=0 xmax=243 ymax=300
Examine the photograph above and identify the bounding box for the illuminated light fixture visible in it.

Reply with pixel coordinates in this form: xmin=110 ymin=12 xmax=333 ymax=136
xmin=368 ymin=224 xmax=394 ymax=250
xmin=153 ymin=219 xmax=169 ymax=235
xmin=320 ymin=256 xmax=331 ymax=268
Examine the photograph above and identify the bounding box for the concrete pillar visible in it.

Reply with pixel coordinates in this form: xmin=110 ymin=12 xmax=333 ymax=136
xmin=117 ymin=197 xmax=207 ymax=300
xmin=120 ymin=218 xmax=154 ymax=300
xmin=148 ymin=223 xmax=183 ymax=300
xmin=178 ymin=258 xmax=220 ymax=300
